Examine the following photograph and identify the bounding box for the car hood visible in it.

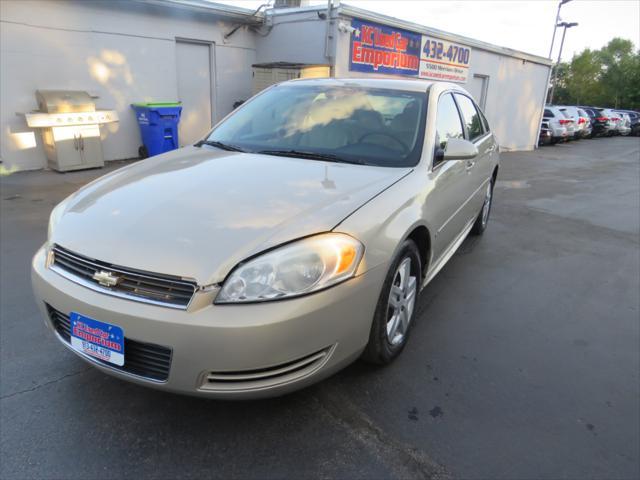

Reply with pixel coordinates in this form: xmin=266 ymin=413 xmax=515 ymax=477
xmin=52 ymin=146 xmax=411 ymax=284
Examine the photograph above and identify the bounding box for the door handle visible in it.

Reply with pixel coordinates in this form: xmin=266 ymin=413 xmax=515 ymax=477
xmin=465 ymin=159 xmax=475 ymax=171
xmin=73 ymin=134 xmax=78 ymax=150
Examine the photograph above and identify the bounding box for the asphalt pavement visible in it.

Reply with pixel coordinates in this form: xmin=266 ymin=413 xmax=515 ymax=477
xmin=1 ymin=136 xmax=639 ymax=479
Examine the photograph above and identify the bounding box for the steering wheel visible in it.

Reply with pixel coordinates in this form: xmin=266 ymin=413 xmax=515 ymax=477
xmin=357 ymin=131 xmax=409 ymax=154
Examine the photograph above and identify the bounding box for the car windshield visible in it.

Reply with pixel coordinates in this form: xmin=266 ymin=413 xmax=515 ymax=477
xmin=203 ymin=84 xmax=428 ymax=167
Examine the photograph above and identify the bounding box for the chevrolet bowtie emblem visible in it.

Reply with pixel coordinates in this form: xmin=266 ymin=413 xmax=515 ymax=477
xmin=92 ymin=270 xmax=121 ymax=287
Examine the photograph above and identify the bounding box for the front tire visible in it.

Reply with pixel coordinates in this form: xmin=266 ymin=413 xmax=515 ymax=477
xmin=361 ymin=240 xmax=421 ymax=365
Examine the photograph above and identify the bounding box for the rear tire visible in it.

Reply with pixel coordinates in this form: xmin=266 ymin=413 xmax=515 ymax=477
xmin=361 ymin=240 xmax=421 ymax=365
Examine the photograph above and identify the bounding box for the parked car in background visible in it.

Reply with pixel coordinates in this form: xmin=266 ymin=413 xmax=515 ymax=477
xmin=579 ymin=106 xmax=609 ymax=137
xmin=559 ymin=106 xmax=592 ymax=139
xmin=621 ymin=111 xmax=640 ymax=136
xmin=616 ymin=112 xmax=632 ymax=136
xmin=539 ymin=120 xmax=552 ymax=146
xmin=597 ymin=108 xmax=622 ymax=135
xmin=576 ymin=108 xmax=593 ymax=138
xmin=32 ymin=78 xmax=500 ymax=398
xmin=544 ymin=106 xmax=571 ymax=142
xmin=615 ymin=110 xmax=639 ymax=135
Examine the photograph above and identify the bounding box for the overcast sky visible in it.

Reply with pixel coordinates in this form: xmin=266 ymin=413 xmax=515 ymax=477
xmin=217 ymin=0 xmax=640 ymax=60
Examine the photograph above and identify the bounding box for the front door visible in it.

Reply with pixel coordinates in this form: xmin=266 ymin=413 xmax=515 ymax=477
xmin=427 ymin=92 xmax=477 ymax=262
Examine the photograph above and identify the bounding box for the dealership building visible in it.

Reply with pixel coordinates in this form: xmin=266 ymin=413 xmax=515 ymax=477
xmin=1 ymin=0 xmax=552 ymax=171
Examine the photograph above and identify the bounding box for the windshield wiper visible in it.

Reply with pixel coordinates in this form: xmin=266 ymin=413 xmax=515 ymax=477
xmin=257 ymin=149 xmax=366 ymax=165
xmin=194 ymin=139 xmax=245 ymax=152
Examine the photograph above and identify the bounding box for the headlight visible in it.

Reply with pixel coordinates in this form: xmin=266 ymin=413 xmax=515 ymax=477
xmin=215 ymin=233 xmax=364 ymax=304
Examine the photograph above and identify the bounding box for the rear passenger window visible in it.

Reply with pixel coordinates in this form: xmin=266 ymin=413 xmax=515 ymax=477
xmin=434 ymin=93 xmax=464 ymax=162
xmin=454 ymin=94 xmax=484 ymax=142
xmin=478 ymin=108 xmax=490 ymax=133
xmin=544 ymin=109 xmax=554 ymax=117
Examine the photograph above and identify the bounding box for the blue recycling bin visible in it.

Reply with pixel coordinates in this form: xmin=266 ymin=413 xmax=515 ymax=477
xmin=131 ymin=102 xmax=182 ymax=158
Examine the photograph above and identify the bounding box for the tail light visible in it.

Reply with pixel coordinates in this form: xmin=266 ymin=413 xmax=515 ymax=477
xmin=596 ymin=117 xmax=608 ymax=121
xmin=559 ymin=119 xmax=572 ymax=125
xmin=612 ymin=118 xmax=620 ymax=122
xmin=578 ymin=118 xmax=586 ymax=124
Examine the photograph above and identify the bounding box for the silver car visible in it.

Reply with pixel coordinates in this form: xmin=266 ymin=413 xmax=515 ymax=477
xmin=32 ymin=78 xmax=499 ymax=398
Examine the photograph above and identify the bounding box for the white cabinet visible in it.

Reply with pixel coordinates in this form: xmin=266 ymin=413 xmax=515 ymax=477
xmin=252 ymin=63 xmax=330 ymax=94
xmin=45 ymin=125 xmax=104 ymax=172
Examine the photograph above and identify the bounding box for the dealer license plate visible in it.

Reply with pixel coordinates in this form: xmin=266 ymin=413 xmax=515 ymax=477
xmin=69 ymin=312 xmax=125 ymax=366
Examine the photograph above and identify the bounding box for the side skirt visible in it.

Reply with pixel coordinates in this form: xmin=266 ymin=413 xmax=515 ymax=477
xmin=421 ymin=218 xmax=475 ymax=290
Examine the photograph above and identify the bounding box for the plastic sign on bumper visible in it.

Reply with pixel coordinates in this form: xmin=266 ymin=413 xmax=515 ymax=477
xmin=349 ymin=18 xmax=471 ymax=84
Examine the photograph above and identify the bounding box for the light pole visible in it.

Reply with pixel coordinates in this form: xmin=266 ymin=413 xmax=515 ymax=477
xmin=549 ymin=0 xmax=572 ymax=59
xmin=537 ymin=0 xmax=572 ymax=149
xmin=549 ymin=21 xmax=578 ymax=104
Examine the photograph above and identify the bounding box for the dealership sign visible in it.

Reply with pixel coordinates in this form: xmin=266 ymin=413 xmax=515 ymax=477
xmin=349 ymin=19 xmax=471 ymax=84
xmin=419 ymin=35 xmax=470 ymax=83
xmin=349 ymin=18 xmax=422 ymax=76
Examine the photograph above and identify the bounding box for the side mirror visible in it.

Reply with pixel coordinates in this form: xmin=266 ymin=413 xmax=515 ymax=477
xmin=443 ymin=138 xmax=478 ymax=160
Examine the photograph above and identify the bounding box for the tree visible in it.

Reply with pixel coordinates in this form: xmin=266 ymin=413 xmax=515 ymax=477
xmin=552 ymin=38 xmax=640 ymax=110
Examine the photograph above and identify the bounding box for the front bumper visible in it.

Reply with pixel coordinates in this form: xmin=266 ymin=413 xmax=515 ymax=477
xmin=32 ymin=246 xmax=387 ymax=398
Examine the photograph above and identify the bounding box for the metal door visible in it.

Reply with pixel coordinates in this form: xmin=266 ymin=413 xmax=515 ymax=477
xmin=470 ymin=74 xmax=489 ymax=110
xmin=176 ymin=40 xmax=213 ymax=146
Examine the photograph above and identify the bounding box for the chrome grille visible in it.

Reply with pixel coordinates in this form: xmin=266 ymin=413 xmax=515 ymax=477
xmin=51 ymin=245 xmax=197 ymax=308
xmin=47 ymin=305 xmax=172 ymax=382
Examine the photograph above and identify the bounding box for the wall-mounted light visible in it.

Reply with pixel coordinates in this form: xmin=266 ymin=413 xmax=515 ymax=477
xmin=338 ymin=21 xmax=357 ymax=34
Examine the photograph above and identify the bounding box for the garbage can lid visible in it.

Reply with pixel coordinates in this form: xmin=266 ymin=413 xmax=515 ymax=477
xmin=131 ymin=102 xmax=182 ymax=107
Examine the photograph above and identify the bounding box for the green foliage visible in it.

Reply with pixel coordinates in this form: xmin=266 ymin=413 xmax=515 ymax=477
xmin=552 ymin=38 xmax=640 ymax=110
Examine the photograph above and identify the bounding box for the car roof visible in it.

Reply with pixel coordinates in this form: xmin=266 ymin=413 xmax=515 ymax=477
xmin=283 ymin=77 xmax=462 ymax=93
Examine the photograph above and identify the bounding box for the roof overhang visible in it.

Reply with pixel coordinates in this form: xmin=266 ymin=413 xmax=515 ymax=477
xmin=134 ymin=0 xmax=264 ymax=24
xmin=266 ymin=2 xmax=552 ymax=67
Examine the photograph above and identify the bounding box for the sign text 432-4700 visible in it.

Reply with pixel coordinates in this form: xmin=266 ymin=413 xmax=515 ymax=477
xmin=419 ymin=36 xmax=470 ymax=83
xmin=348 ymin=18 xmax=471 ymax=84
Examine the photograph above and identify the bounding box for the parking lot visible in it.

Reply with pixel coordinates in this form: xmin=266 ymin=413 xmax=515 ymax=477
xmin=1 ymin=137 xmax=639 ymax=479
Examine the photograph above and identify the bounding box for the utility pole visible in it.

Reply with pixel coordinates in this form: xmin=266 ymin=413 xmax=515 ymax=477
xmin=549 ymin=21 xmax=578 ymax=104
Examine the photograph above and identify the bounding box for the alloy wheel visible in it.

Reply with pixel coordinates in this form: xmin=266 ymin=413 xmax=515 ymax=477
xmin=386 ymin=257 xmax=417 ymax=346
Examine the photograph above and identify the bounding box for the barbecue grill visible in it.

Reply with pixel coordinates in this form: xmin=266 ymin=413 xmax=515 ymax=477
xmin=24 ymin=90 xmax=118 ymax=171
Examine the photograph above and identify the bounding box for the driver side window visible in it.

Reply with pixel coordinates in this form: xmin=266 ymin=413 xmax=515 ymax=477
xmin=434 ymin=93 xmax=464 ymax=167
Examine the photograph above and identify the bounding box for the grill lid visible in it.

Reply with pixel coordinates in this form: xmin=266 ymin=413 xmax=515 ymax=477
xmin=36 ymin=90 xmax=95 ymax=113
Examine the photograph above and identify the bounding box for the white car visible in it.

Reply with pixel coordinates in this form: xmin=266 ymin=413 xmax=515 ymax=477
xmin=598 ymin=109 xmax=623 ymax=135
xmin=616 ymin=112 xmax=632 ymax=136
xmin=543 ymin=106 xmax=571 ymax=143
xmin=558 ymin=106 xmax=591 ymax=139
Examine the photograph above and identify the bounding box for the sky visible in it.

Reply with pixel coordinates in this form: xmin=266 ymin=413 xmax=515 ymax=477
xmin=215 ymin=0 xmax=640 ymax=60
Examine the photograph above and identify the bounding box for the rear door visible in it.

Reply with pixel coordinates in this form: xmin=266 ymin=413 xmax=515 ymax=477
xmin=453 ymin=93 xmax=494 ymax=217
